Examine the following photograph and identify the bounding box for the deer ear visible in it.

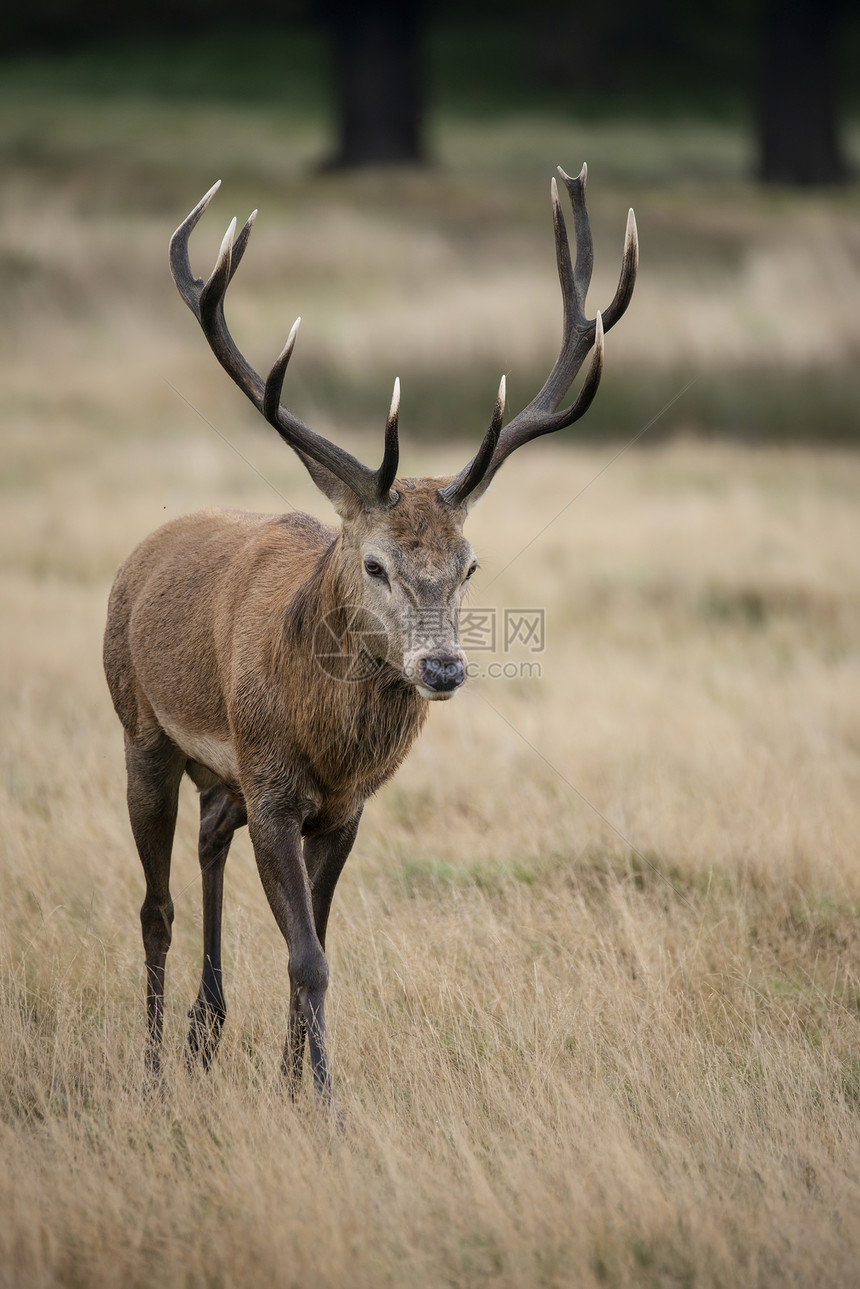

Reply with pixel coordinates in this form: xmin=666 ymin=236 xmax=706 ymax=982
xmin=455 ymin=471 xmax=496 ymax=511
xmin=293 ymin=449 xmax=366 ymax=519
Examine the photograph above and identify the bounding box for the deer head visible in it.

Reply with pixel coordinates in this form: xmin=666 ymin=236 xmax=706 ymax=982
xmin=169 ymin=169 xmax=638 ymax=699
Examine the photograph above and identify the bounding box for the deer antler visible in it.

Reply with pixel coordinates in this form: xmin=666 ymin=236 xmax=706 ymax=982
xmin=169 ymin=181 xmax=399 ymax=508
xmin=440 ymin=164 xmax=638 ymax=507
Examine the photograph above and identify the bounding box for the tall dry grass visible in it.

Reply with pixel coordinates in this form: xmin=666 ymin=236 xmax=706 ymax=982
xmin=2 ymin=76 xmax=860 ymax=1287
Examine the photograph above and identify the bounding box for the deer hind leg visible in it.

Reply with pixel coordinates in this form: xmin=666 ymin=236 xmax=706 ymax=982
xmin=124 ymin=733 xmax=186 ymax=1084
xmin=287 ymin=809 xmax=363 ymax=1094
xmin=186 ymin=785 xmax=247 ymax=1069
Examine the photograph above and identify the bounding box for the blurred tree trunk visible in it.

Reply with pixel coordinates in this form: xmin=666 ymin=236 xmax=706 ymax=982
xmin=319 ymin=0 xmax=426 ymax=168
xmin=756 ymin=0 xmax=848 ymax=185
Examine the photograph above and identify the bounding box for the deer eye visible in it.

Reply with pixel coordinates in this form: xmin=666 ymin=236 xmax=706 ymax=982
xmin=465 ymin=562 xmax=478 ymax=580
xmin=364 ymin=558 xmax=386 ymax=578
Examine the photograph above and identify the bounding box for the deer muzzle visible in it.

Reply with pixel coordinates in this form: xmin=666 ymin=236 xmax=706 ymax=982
xmin=419 ymin=656 xmax=466 ymax=695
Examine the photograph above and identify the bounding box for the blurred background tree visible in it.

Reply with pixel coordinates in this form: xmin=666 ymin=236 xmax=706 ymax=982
xmin=533 ymin=0 xmax=851 ymax=186
xmin=317 ymin=0 xmax=425 ymax=168
xmin=755 ymin=0 xmax=849 ymax=184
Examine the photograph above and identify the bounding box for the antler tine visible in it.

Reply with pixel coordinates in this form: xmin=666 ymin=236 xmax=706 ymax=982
xmin=443 ymin=166 xmax=636 ymax=507
xmin=170 ymin=186 xmax=401 ymax=509
xmin=557 ymin=163 xmax=594 ymax=314
xmin=188 ymin=213 xmax=266 ymax=413
xmin=199 ymin=217 xmax=237 ymax=329
xmin=168 ymin=179 xmax=222 ymax=319
xmin=263 ymin=317 xmax=301 ymax=422
xmin=602 ymin=207 xmax=639 ymax=332
xmin=377 ymin=378 xmax=401 ymax=499
xmin=438 ymin=376 xmax=505 ymax=507
xmin=228 ymin=210 xmax=257 ymax=287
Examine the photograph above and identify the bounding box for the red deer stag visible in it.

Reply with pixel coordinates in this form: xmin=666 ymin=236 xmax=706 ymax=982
xmin=104 ymin=167 xmax=637 ymax=1099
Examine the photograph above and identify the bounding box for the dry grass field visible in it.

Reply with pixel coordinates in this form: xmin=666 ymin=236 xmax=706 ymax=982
xmin=2 ymin=46 xmax=860 ymax=1288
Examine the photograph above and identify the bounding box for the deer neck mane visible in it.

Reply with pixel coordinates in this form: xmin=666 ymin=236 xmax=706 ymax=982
xmin=269 ymin=533 xmax=428 ymax=801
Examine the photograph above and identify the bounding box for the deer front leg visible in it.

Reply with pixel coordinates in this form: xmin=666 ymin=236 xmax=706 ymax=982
xmin=288 ymin=809 xmax=363 ymax=1091
xmin=248 ymin=806 xmax=332 ymax=1102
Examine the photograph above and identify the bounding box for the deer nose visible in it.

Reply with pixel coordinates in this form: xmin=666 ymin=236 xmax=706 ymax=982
xmin=420 ymin=656 xmax=465 ymax=692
